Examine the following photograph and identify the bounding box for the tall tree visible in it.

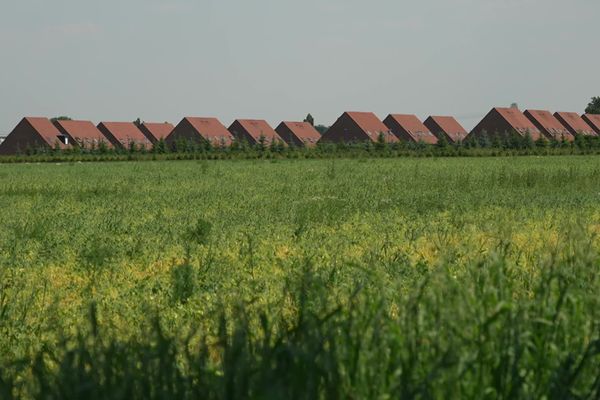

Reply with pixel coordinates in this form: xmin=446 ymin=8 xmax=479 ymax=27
xmin=303 ymin=114 xmax=314 ymax=126
xmin=585 ymin=97 xmax=600 ymax=114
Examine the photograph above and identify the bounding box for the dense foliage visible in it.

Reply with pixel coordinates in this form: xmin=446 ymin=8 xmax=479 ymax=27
xmin=585 ymin=97 xmax=600 ymax=114
xmin=3 ymin=132 xmax=600 ymax=164
xmin=1 ymin=157 xmax=599 ymax=398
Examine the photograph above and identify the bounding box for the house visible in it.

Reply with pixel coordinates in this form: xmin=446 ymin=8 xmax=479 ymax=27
xmin=228 ymin=119 xmax=283 ymax=145
xmin=423 ymin=116 xmax=468 ymax=143
xmin=97 ymin=122 xmax=152 ymax=149
xmin=383 ymin=114 xmax=438 ymax=144
xmin=0 ymin=117 xmax=70 ymax=155
xmin=166 ymin=117 xmax=234 ymax=148
xmin=554 ymin=112 xmax=596 ymax=136
xmin=53 ymin=119 xmax=112 ymax=148
xmin=581 ymin=114 xmax=600 ymax=135
xmin=523 ymin=110 xmax=574 ymax=141
xmin=275 ymin=121 xmax=321 ymax=147
xmin=468 ymin=107 xmax=542 ymax=140
xmin=138 ymin=122 xmax=174 ymax=144
xmin=319 ymin=112 xmax=398 ymax=143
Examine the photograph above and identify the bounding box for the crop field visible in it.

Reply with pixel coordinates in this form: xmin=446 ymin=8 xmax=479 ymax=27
xmin=1 ymin=156 xmax=600 ymax=398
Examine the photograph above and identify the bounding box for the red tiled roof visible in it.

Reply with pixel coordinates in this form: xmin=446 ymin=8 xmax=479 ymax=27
xmin=97 ymin=122 xmax=152 ymax=148
xmin=424 ymin=116 xmax=467 ymax=142
xmin=0 ymin=117 xmax=72 ymax=154
xmin=276 ymin=121 xmax=321 ymax=146
xmin=582 ymin=114 xmax=600 ymax=135
xmin=25 ymin=117 xmax=70 ymax=149
xmin=185 ymin=117 xmax=234 ymax=144
xmin=318 ymin=112 xmax=397 ymax=143
xmin=494 ymin=108 xmax=541 ymax=135
xmin=140 ymin=122 xmax=174 ymax=142
xmin=53 ymin=120 xmax=111 ymax=147
xmin=523 ymin=110 xmax=573 ymax=141
xmin=384 ymin=114 xmax=438 ymax=144
xmin=470 ymin=107 xmax=542 ymax=140
xmin=554 ymin=112 xmax=596 ymax=136
xmin=345 ymin=112 xmax=392 ymax=138
xmin=229 ymin=119 xmax=282 ymax=143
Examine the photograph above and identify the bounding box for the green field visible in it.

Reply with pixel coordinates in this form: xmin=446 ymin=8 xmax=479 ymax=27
xmin=1 ymin=157 xmax=600 ymax=398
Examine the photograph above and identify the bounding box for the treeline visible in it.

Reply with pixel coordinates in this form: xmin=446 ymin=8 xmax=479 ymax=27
xmin=2 ymin=132 xmax=600 ymax=163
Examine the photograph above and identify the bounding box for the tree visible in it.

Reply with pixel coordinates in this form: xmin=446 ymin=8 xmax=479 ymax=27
xmin=523 ymin=132 xmax=535 ymax=149
xmin=535 ymin=136 xmax=548 ymax=148
xmin=50 ymin=116 xmax=72 ymax=122
xmin=314 ymin=125 xmax=328 ymax=135
xmin=303 ymin=113 xmax=315 ymax=126
xmin=257 ymin=134 xmax=267 ymax=151
xmin=153 ymin=138 xmax=167 ymax=154
xmin=436 ymin=135 xmax=449 ymax=148
xmin=585 ymin=97 xmax=600 ymax=114
xmin=375 ymin=132 xmax=387 ymax=150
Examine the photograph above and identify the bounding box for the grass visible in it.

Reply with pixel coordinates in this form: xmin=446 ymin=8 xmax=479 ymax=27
xmin=0 ymin=156 xmax=599 ymax=398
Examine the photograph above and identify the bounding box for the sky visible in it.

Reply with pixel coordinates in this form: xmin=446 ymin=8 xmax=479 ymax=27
xmin=0 ymin=0 xmax=598 ymax=134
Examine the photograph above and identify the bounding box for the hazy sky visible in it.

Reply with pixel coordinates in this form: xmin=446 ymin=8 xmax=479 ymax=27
xmin=1 ymin=0 xmax=598 ymax=134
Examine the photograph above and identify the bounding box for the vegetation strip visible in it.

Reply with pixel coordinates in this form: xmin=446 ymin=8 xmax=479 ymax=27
xmin=0 ymin=157 xmax=599 ymax=398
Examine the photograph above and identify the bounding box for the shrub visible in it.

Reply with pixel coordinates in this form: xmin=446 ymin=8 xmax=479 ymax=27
xmin=170 ymin=263 xmax=196 ymax=304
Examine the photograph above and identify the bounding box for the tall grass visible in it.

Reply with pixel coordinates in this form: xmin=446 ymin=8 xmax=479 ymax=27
xmin=0 ymin=157 xmax=599 ymax=398
xmin=1 ymin=237 xmax=599 ymax=399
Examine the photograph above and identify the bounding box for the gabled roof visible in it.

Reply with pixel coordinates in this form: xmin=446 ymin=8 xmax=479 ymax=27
xmin=228 ymin=119 xmax=282 ymax=144
xmin=554 ymin=112 xmax=596 ymax=136
xmin=423 ymin=116 xmax=467 ymax=143
xmin=345 ymin=112 xmax=393 ymax=138
xmin=494 ymin=108 xmax=541 ymax=136
xmin=53 ymin=119 xmax=111 ymax=147
xmin=469 ymin=107 xmax=542 ymax=140
xmin=164 ymin=117 xmax=233 ymax=148
xmin=275 ymin=121 xmax=321 ymax=146
xmin=184 ymin=117 xmax=234 ymax=145
xmin=523 ymin=110 xmax=573 ymax=141
xmin=384 ymin=114 xmax=438 ymax=144
xmin=0 ymin=117 xmax=70 ymax=155
xmin=26 ymin=117 xmax=70 ymax=148
xmin=582 ymin=114 xmax=600 ymax=135
xmin=97 ymin=122 xmax=152 ymax=148
xmin=319 ymin=112 xmax=398 ymax=143
xmin=139 ymin=122 xmax=174 ymax=143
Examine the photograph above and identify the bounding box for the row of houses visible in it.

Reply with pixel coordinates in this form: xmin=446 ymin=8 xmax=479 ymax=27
xmin=322 ymin=109 xmax=599 ymax=145
xmin=0 ymin=117 xmax=322 ymax=155
xmin=1 ymin=108 xmax=599 ymax=154
xmin=469 ymin=109 xmax=599 ymax=142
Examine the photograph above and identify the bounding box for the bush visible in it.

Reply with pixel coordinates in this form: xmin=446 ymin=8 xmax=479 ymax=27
xmin=170 ymin=263 xmax=196 ymax=304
